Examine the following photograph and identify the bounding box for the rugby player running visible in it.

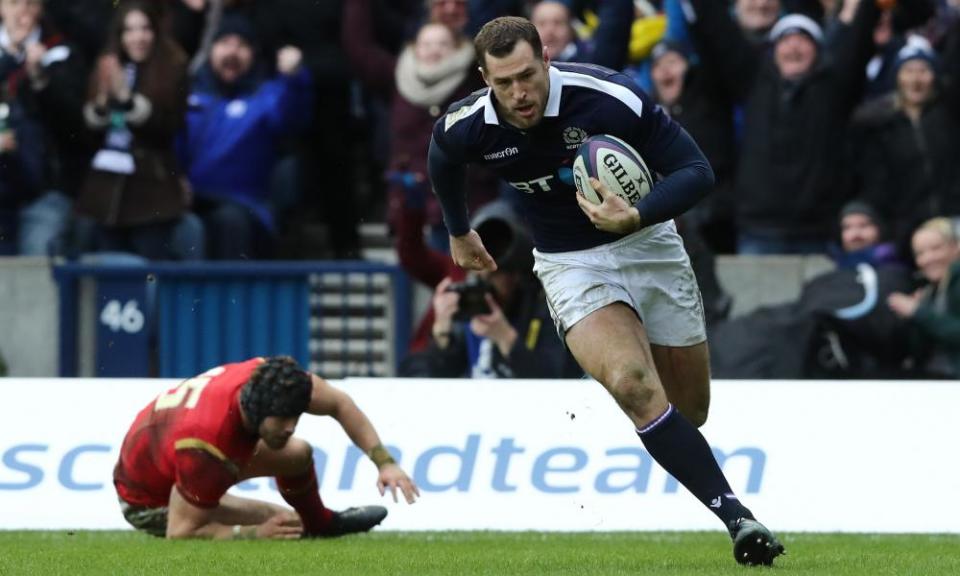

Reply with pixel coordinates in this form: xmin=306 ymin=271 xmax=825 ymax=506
xmin=428 ymin=16 xmax=784 ymax=566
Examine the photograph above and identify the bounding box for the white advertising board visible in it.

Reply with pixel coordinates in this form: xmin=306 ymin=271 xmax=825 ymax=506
xmin=0 ymin=378 xmax=957 ymax=532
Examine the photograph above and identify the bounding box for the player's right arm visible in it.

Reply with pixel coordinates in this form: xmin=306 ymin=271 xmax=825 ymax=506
xmin=427 ymin=136 xmax=497 ymax=271
xmin=165 ymin=447 xmax=302 ymax=539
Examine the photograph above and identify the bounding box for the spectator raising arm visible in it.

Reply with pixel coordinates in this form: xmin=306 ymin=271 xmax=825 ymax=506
xmin=264 ymin=46 xmax=314 ymax=133
xmin=826 ymin=0 xmax=882 ymax=114
xmin=683 ymin=0 xmax=763 ymax=103
xmin=583 ymin=0 xmax=636 ymax=71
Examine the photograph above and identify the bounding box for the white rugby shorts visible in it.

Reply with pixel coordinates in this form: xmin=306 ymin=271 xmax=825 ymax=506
xmin=532 ymin=220 xmax=706 ymax=347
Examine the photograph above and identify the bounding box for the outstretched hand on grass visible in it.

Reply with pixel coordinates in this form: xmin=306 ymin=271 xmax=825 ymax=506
xmin=377 ymin=463 xmax=420 ymax=504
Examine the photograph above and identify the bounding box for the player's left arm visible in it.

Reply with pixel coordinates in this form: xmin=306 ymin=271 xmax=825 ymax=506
xmin=167 ymin=448 xmax=302 ymax=540
xmin=167 ymin=483 xmax=303 ymax=540
xmin=166 ymin=453 xmax=238 ymax=540
xmin=587 ymin=77 xmax=715 ymax=234
xmin=306 ymin=374 xmax=420 ymax=503
xmin=633 ymin=119 xmax=715 ymax=229
xmin=580 ymin=121 xmax=714 ymax=235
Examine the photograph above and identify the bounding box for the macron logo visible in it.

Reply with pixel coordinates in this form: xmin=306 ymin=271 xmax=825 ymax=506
xmin=710 ymin=497 xmax=722 ymax=509
xmin=484 ymin=147 xmax=519 ymax=161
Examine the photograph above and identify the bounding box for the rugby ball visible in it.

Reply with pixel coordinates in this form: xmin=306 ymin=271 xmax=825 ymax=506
xmin=571 ymin=135 xmax=653 ymax=205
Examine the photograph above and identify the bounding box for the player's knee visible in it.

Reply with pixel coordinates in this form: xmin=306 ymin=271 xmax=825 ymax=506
xmin=686 ymin=403 xmax=710 ymax=428
xmin=285 ymin=437 xmax=314 ymax=471
xmin=607 ymin=366 xmax=657 ymax=414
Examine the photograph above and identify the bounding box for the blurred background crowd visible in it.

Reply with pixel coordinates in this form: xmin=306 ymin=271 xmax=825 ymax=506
xmin=0 ymin=0 xmax=957 ymax=380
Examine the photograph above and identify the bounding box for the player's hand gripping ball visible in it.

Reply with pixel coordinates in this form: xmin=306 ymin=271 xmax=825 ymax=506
xmin=572 ymin=135 xmax=653 ymax=205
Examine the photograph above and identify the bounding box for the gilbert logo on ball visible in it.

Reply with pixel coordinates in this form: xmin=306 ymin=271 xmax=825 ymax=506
xmin=572 ymin=135 xmax=652 ymax=205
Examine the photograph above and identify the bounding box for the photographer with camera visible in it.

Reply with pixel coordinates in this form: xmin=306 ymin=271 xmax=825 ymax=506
xmin=400 ymin=200 xmax=582 ymax=379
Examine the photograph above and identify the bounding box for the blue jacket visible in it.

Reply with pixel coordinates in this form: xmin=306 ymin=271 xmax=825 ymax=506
xmin=177 ymin=66 xmax=312 ymax=230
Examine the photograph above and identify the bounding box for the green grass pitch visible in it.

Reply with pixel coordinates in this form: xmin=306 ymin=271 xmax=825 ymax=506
xmin=2 ymin=531 xmax=959 ymax=575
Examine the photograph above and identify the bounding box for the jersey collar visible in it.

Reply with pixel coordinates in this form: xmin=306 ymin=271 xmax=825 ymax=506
xmin=544 ymin=65 xmax=563 ymax=117
xmin=483 ymin=65 xmax=563 ymax=125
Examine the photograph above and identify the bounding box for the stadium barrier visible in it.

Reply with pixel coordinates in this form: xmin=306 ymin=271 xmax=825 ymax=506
xmin=1 ymin=378 xmax=957 ymax=533
xmin=52 ymin=261 xmax=412 ymax=379
xmin=0 ymin=254 xmax=833 ymax=376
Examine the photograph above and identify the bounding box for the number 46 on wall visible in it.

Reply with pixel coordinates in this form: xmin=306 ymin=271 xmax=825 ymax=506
xmin=99 ymin=299 xmax=145 ymax=334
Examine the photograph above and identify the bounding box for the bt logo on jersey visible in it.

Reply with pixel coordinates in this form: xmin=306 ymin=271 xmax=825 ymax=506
xmin=509 ymin=175 xmax=554 ymax=193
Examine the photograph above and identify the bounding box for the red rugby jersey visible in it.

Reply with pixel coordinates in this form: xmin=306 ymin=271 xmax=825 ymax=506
xmin=114 ymin=358 xmax=264 ymax=509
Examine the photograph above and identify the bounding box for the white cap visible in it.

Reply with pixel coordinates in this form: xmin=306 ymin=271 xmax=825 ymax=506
xmin=769 ymin=14 xmax=824 ymax=45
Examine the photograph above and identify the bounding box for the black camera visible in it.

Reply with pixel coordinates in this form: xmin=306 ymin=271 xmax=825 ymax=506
xmin=445 ymin=276 xmax=493 ymax=321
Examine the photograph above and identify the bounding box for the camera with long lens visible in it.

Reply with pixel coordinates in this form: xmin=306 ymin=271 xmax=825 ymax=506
xmin=445 ymin=276 xmax=493 ymax=321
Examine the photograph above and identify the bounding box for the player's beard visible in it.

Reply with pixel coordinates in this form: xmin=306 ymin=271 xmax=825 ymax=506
xmin=504 ymin=100 xmax=543 ymax=129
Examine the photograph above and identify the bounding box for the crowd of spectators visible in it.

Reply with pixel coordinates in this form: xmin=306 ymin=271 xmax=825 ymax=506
xmin=0 ymin=0 xmax=360 ymax=259
xmin=0 ymin=0 xmax=953 ymax=261
xmin=0 ymin=0 xmax=957 ymax=377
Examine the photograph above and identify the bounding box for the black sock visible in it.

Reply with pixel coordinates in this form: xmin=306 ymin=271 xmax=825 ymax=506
xmin=637 ymin=404 xmax=754 ymax=531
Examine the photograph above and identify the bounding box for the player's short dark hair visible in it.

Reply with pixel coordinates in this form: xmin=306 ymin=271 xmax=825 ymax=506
xmin=240 ymin=356 xmax=312 ymax=431
xmin=474 ymin=16 xmax=543 ymax=70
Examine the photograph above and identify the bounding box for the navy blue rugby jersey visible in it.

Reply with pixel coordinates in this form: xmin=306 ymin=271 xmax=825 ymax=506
xmin=431 ymin=61 xmax=712 ymax=253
